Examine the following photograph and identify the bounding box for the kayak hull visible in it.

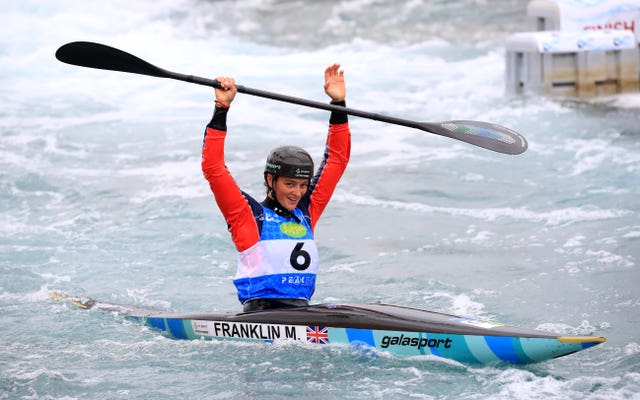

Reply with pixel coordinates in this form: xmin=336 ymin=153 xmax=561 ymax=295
xmin=145 ymin=316 xmax=599 ymax=364
xmin=49 ymin=291 xmax=605 ymax=365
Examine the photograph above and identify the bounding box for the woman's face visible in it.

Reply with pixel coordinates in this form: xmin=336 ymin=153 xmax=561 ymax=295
xmin=267 ymin=175 xmax=309 ymax=211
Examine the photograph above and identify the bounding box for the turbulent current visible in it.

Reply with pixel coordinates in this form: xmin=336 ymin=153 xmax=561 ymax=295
xmin=1 ymin=1 xmax=639 ymax=399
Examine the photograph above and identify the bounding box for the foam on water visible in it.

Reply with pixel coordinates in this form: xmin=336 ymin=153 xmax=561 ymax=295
xmin=2 ymin=0 xmax=639 ymax=399
xmin=335 ymin=191 xmax=631 ymax=226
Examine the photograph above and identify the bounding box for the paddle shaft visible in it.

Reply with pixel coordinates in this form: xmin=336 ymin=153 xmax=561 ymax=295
xmin=172 ymin=71 xmax=427 ymax=131
xmin=55 ymin=41 xmax=528 ymax=154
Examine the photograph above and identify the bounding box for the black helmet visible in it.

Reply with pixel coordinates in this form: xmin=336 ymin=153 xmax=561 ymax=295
xmin=264 ymin=146 xmax=314 ymax=180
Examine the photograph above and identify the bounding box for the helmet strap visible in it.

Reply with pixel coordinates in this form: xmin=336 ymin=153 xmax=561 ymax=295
xmin=264 ymin=172 xmax=277 ymax=198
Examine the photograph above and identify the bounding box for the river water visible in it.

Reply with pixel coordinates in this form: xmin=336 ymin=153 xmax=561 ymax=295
xmin=2 ymin=0 xmax=639 ymax=399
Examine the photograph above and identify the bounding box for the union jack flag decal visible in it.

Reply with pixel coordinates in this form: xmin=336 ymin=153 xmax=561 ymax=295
xmin=306 ymin=326 xmax=329 ymax=344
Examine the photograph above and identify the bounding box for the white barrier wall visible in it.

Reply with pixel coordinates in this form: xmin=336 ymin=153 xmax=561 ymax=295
xmin=505 ymin=0 xmax=640 ymax=98
xmin=505 ymin=30 xmax=639 ymax=97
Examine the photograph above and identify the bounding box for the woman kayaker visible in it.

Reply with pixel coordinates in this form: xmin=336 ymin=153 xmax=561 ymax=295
xmin=201 ymin=64 xmax=351 ymax=312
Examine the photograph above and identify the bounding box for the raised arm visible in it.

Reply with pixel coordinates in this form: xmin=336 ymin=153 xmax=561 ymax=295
xmin=306 ymin=64 xmax=351 ymax=228
xmin=201 ymin=76 xmax=260 ymax=252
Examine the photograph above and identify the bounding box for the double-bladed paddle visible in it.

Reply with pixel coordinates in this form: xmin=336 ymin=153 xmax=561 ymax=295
xmin=55 ymin=41 xmax=528 ymax=155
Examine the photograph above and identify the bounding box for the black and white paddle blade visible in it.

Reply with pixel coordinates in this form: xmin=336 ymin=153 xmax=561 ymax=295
xmin=55 ymin=41 xmax=168 ymax=78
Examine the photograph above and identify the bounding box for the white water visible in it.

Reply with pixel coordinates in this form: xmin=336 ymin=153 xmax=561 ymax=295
xmin=2 ymin=0 xmax=639 ymax=399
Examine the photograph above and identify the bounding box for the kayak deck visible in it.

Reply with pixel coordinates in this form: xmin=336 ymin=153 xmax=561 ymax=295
xmin=49 ymin=291 xmax=605 ymax=365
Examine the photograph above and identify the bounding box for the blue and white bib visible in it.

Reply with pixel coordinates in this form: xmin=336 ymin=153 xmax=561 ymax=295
xmin=233 ymin=206 xmax=319 ymax=303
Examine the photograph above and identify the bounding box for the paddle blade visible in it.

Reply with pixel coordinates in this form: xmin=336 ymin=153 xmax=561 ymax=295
xmin=420 ymin=120 xmax=528 ymax=155
xmin=55 ymin=41 xmax=169 ymax=78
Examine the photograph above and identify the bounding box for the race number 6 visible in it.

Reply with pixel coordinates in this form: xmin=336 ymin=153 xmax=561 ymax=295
xmin=290 ymin=242 xmax=311 ymax=271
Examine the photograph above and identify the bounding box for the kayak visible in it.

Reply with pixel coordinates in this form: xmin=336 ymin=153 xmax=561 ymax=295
xmin=49 ymin=291 xmax=605 ymax=365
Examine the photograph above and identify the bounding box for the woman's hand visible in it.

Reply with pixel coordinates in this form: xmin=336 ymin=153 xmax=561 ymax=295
xmin=324 ymin=64 xmax=345 ymax=102
xmin=214 ymin=76 xmax=237 ymax=108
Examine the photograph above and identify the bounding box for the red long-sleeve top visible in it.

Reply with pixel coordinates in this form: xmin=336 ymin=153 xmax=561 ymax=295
xmin=201 ymin=104 xmax=351 ymax=253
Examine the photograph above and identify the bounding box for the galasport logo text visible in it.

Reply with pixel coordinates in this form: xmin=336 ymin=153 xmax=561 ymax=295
xmin=381 ymin=334 xmax=453 ymax=350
